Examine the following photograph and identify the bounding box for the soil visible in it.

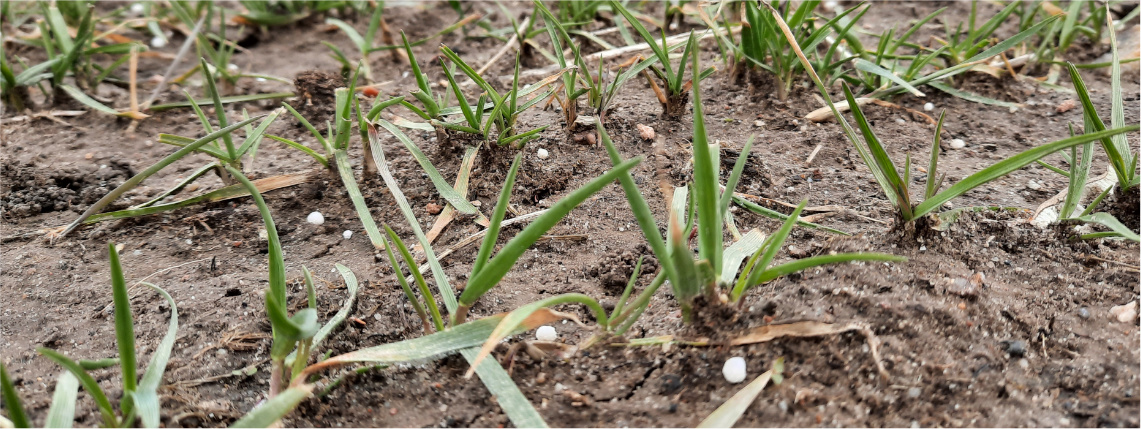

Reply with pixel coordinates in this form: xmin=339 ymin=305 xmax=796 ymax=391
xmin=2 ymin=2 xmax=1139 ymax=428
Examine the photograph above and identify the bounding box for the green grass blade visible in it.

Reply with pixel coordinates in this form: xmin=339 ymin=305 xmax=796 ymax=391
xmin=235 ymin=108 xmax=283 ymax=158
xmin=326 ymin=18 xmax=368 ymax=53
xmin=200 ymin=57 xmax=235 ymax=157
xmin=458 ymin=157 xmax=642 ymax=308
xmin=333 ymin=150 xmax=386 ymax=250
xmin=473 ymin=153 xmax=522 ymax=277
xmin=721 ymin=229 xmax=766 ymax=283
xmin=384 ymin=225 xmax=446 ymax=332
xmin=927 ymin=81 xmax=1021 ymax=108
xmin=843 ymin=84 xmax=911 ymax=219
xmin=156 ymin=134 xmax=230 ymax=161
xmin=612 ymin=256 xmax=645 ymax=319
xmin=690 ymin=47 xmax=722 ymax=275
xmin=0 ymin=363 xmax=30 ymax=428
xmin=134 ymin=282 xmax=179 ymax=428
xmin=720 ymin=136 xmax=755 ymax=217
xmin=458 ymin=348 xmax=549 ymax=428
xmin=610 ymin=0 xmax=672 ymax=78
xmin=59 ymin=84 xmax=127 ymax=116
xmin=1068 ymin=212 xmax=1140 ymax=242
xmin=747 ymin=253 xmax=906 ymax=290
xmin=229 ymin=385 xmax=314 ymax=428
xmin=913 ymin=125 xmax=1139 ymax=218
xmin=85 ymin=173 xmax=310 ymax=224
xmin=45 ymin=372 xmax=79 ymax=428
xmin=730 ymin=196 xmax=848 ymax=235
xmin=61 ymin=113 xmax=261 ymax=236
xmin=148 ymin=92 xmax=294 ymax=112
xmin=697 ymin=359 xmax=784 ymax=428
xmin=265 ymin=135 xmax=329 ymax=167
xmin=368 ymin=121 xmax=459 ymax=314
xmin=108 ymin=242 xmax=138 ymax=394
xmin=854 ymin=59 xmax=924 ymax=96
xmin=36 ymin=349 xmax=117 ymax=428
xmin=375 ymin=120 xmax=479 ymax=214
xmin=302 ymin=315 xmax=507 ymax=370
xmin=469 ymin=293 xmax=608 ymax=372
xmin=381 ymin=231 xmax=434 ymax=332
xmin=314 ymin=264 xmax=361 ymax=350
xmin=1106 ymin=17 xmax=1134 ymax=185
xmin=926 ymin=111 xmax=946 ymax=199
xmin=754 ymin=200 xmax=806 ymax=275
xmin=596 ymin=122 xmax=680 ymax=305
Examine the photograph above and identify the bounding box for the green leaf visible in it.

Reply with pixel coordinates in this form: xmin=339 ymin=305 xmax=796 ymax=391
xmin=747 ymin=253 xmax=906 ymax=288
xmin=37 ymin=348 xmax=118 ymax=428
xmin=148 ymin=92 xmax=294 ymax=112
xmin=730 ymin=196 xmax=848 ymax=235
xmin=927 ymin=81 xmax=1021 ymax=109
xmin=135 ymin=282 xmax=179 ymax=428
xmin=108 ymin=242 xmax=138 ymax=394
xmin=458 ymin=157 xmax=642 ymax=308
xmin=333 ymin=149 xmax=387 ymax=250
xmin=473 ymin=153 xmax=522 ymax=278
xmin=0 ymin=362 xmax=30 ymax=428
xmin=1068 ymin=212 xmax=1140 ymax=242
xmin=61 ymin=115 xmax=263 ymax=237
xmin=45 ymin=372 xmax=79 ymax=428
xmin=229 ymin=385 xmax=314 ymax=428
xmin=913 ymin=125 xmax=1139 ymax=218
xmin=375 ymin=120 xmax=480 ymax=214
xmin=458 ymin=348 xmax=549 ymax=429
xmin=367 ymin=121 xmax=458 ymax=314
xmin=690 ymin=46 xmax=722 ymax=276
xmin=853 ymin=59 xmax=924 ymax=96
xmin=721 ymin=229 xmax=767 ymax=283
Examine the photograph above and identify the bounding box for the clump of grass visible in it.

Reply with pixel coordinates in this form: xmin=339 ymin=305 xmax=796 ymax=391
xmin=610 ymin=1 xmax=714 ymax=119
xmin=599 ymin=48 xmax=902 ymax=321
xmin=736 ymin=0 xmax=866 ymax=101
xmin=12 ymin=242 xmax=181 ymax=428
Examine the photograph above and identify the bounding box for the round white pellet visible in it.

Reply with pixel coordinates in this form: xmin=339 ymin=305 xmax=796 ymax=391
xmin=723 ymin=357 xmax=747 ymax=383
xmin=537 ymin=148 xmax=550 ymax=160
xmin=307 ymin=212 xmax=325 ymax=225
xmin=948 ymin=138 xmax=966 ymax=149
xmin=535 ymin=325 xmax=557 ymax=341
xmin=923 ymin=102 xmax=934 ymax=112
xmin=343 ymin=230 xmax=353 ymax=239
xmin=227 ymin=63 xmax=239 ymax=71
xmin=150 ymin=36 xmax=166 ymax=49
xmin=131 ymin=3 xmax=145 ymax=14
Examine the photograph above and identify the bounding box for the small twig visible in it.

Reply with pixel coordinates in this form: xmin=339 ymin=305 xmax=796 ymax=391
xmin=805 ymin=144 xmax=823 ymax=165
xmin=142 ymin=16 xmax=205 ymax=111
xmin=477 ymin=16 xmax=529 ymax=75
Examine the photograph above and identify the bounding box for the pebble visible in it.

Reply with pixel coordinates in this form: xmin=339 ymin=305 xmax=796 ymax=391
xmin=343 ymin=230 xmax=353 ymax=240
xmin=908 ymin=387 xmax=921 ymax=398
xmin=1005 ymin=340 xmax=1027 ymax=357
xmin=307 ymin=211 xmax=325 ymax=225
xmin=636 ymin=124 xmax=655 ymax=140
xmin=150 ymin=36 xmax=166 ymax=49
xmin=722 ymin=357 xmax=747 ymax=383
xmin=536 ymin=325 xmax=557 ymax=341
xmin=537 ymin=148 xmax=550 ymax=160
xmin=1027 ymin=180 xmax=1042 ymax=191
xmin=1018 ymin=358 xmax=1030 ymax=369
xmin=895 ymin=117 xmax=906 ymax=124
xmin=1077 ymin=307 xmax=1091 ymax=319
xmin=1110 ymin=301 xmax=1138 ymax=322
xmin=1056 ymin=99 xmax=1077 ymax=113
xmin=947 ymin=278 xmax=977 ymax=298
xmin=924 ymin=102 xmax=935 ymax=112
xmin=131 ymin=3 xmax=145 ymax=14
xmin=948 ymin=138 xmax=966 ymax=149
xmin=426 ymin=203 xmax=443 ymax=215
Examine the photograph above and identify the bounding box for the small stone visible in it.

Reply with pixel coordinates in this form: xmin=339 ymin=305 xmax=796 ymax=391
xmin=1110 ymin=301 xmax=1138 ymax=322
xmin=426 ymin=203 xmax=444 ymax=215
xmin=908 ymin=387 xmax=921 ymax=398
xmin=537 ymin=148 xmax=550 ymax=160
xmin=1056 ymin=99 xmax=1077 ymax=113
xmin=1027 ymin=180 xmax=1042 ymax=190
xmin=130 ymin=3 xmax=145 ymax=14
xmin=923 ymin=102 xmax=935 ymax=112
xmin=535 ymin=372 xmax=547 ymax=384
xmin=1005 ymin=340 xmax=1027 ymax=357
xmin=722 ymin=357 xmax=747 ymax=383
xmin=969 ymin=272 xmax=986 ymax=288
xmin=895 ymin=117 xmax=906 ymax=124
xmin=1018 ymin=358 xmax=1030 ymax=369
xmin=1077 ymin=307 xmax=1091 ymax=319
xmin=778 ymin=400 xmax=789 ymax=412
xmin=536 ymin=325 xmax=557 ymax=341
xmin=636 ymin=124 xmax=655 ymax=141
xmin=471 ymin=200 xmax=482 ymax=207
xmin=150 ymin=36 xmax=166 ymax=49
xmin=947 ymin=278 xmax=977 ymax=297
xmin=754 ymin=119 xmax=765 ymax=127
xmin=948 ymin=138 xmax=966 ymax=149
xmin=307 ymin=211 xmax=325 ymax=225
xmin=342 ymin=230 xmax=353 ymax=240
xmin=84 ymin=152 xmax=94 ymax=160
